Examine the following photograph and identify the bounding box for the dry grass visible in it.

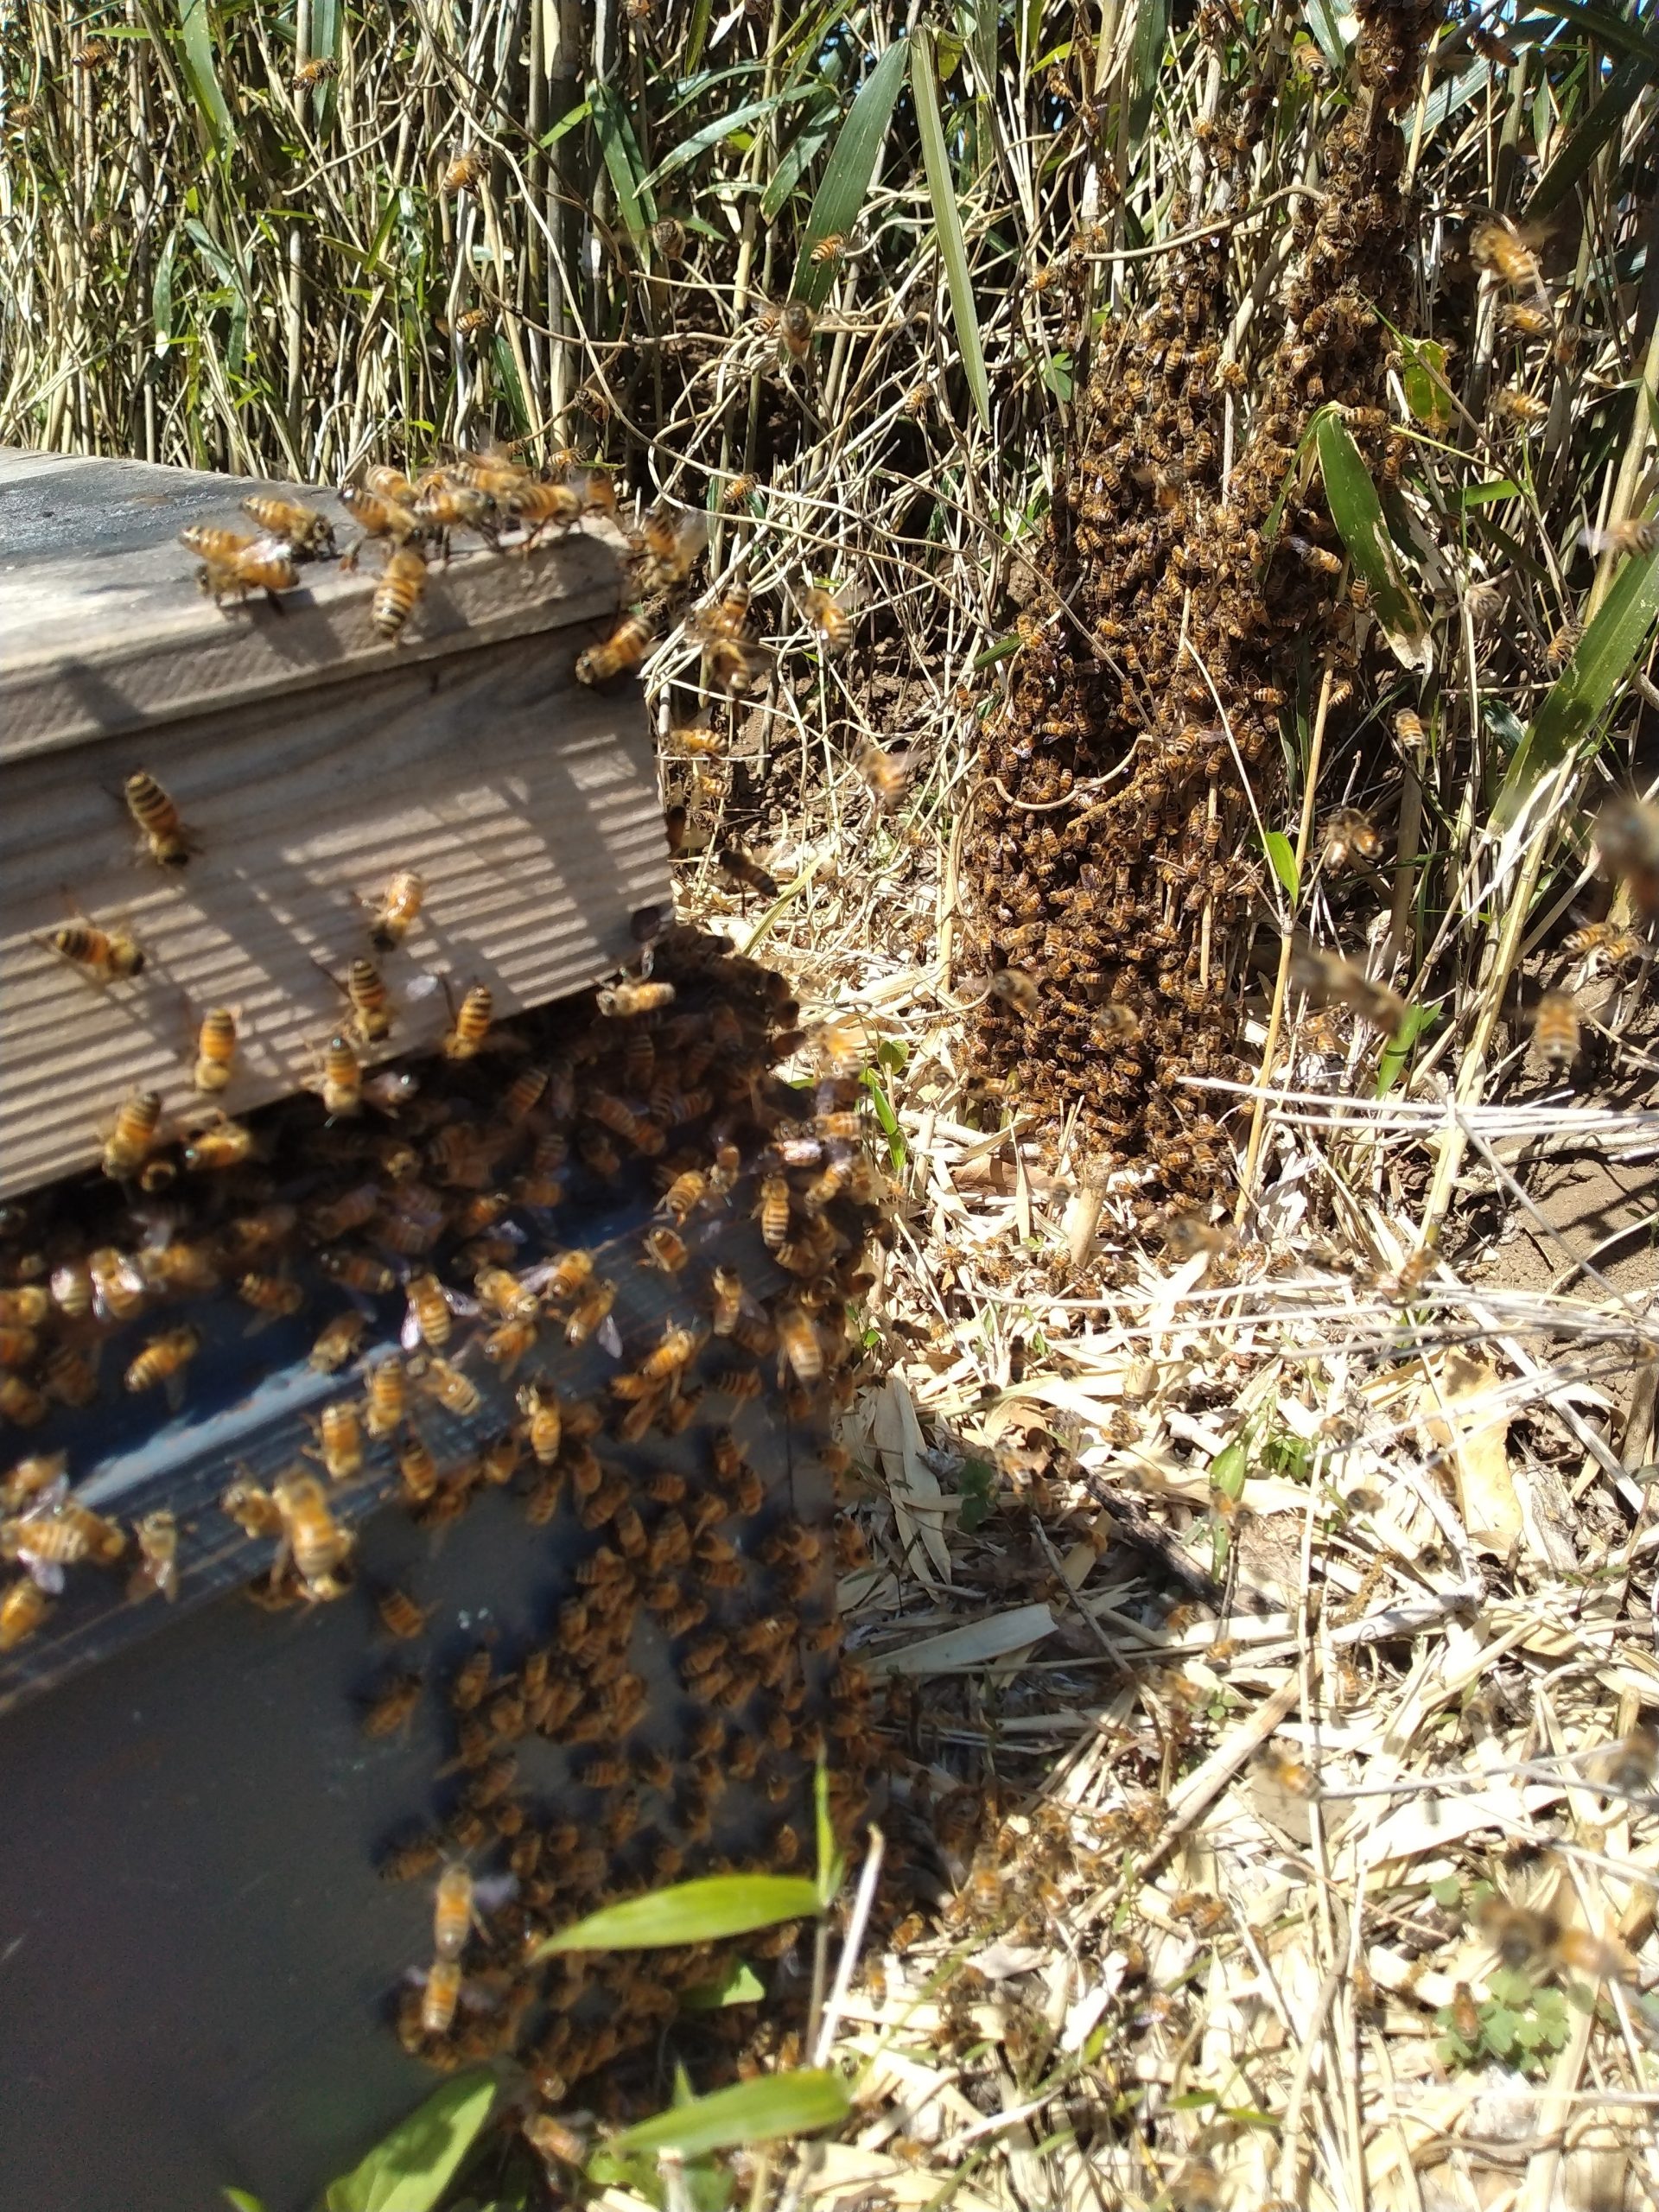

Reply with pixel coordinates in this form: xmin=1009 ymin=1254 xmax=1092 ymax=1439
xmin=7 ymin=1 xmax=1659 ymax=2206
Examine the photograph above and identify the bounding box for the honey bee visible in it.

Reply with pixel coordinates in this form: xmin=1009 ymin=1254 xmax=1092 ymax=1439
xmin=985 ymin=968 xmax=1040 ymax=1017
xmin=361 ymin=867 xmax=426 ymax=952
xmin=1286 ymin=533 xmax=1343 ymax=575
xmin=181 ymin=524 xmax=300 ymax=604
xmin=778 ymin=300 xmax=815 ymax=359
xmin=442 ymin=982 xmax=493 ymax=1059
xmin=1493 ymin=387 xmax=1548 ymax=428
xmin=1162 ymin=1215 xmax=1237 ymax=1260
xmin=1594 ymin=797 xmax=1659 ymax=915
xmin=1477 ymin=1897 xmax=1630 ymax=1980
xmin=124 ymin=1510 xmax=180 ymax=1604
xmin=101 ymin=1088 xmax=162 ymax=1179
xmin=181 ymin=1114 xmax=254 ymax=1171
xmin=290 ymin=54 xmax=339 ymax=89
xmin=311 ymin=1399 xmax=365 ymax=1483
xmin=1580 ymin=518 xmax=1659 ymax=560
xmin=421 ymin=1957 xmax=463 ymax=2035
xmin=858 ymin=744 xmax=911 ymax=811
xmin=1498 ymin=301 xmax=1554 ymax=339
xmin=0 ymin=1569 xmax=51 ymax=1646
xmin=705 ymin=635 xmax=776 ymax=697
xmin=723 ymin=472 xmax=760 ymax=507
xmin=1260 ymin=1743 xmax=1321 ymax=1800
xmin=372 ymin=544 xmax=429 ymax=643
xmin=802 ymin=586 xmax=851 ymax=655
xmin=238 ymin=1271 xmax=305 ymax=1330
xmin=339 ymin=483 xmax=423 ymax=557
xmin=441 ymin=147 xmax=486 ymax=194
xmin=565 ymin=1280 xmax=617 ymax=1346
xmin=1470 ymin=213 xmax=1547 ymax=300
xmin=1319 ymin=806 xmax=1382 ymax=870
xmin=240 ymin=495 xmax=337 ymax=559
xmin=659 ymin=1168 xmax=709 ymax=1222
xmin=272 ymin=1471 xmax=354 ymax=1599
xmin=595 ymin=978 xmax=676 ymax=1019
xmin=421 ymin=1357 xmax=481 ymax=1418
xmin=1530 ymin=987 xmax=1581 ymax=1066
xmin=361 ymin=1669 xmax=423 ymax=1739
xmin=433 ymin=1862 xmax=479 ymax=1958
xmin=192 ymin=1006 xmax=238 ymax=1092
xmin=776 ymin=1304 xmax=823 ymax=1384
xmin=1563 ymin=921 xmax=1641 ymax=963
xmin=312 ymin=1033 xmax=362 ymax=1120
xmin=637 ymin=508 xmax=709 ymax=591
xmin=342 ymin=957 xmax=392 ymax=1043
xmin=1287 ymin=942 xmax=1406 ymax=1033
xmin=124 ymin=1323 xmax=201 ymax=1400
xmin=575 ymin=611 xmax=653 ymax=687
xmin=353 ymin=1358 xmax=404 ymax=1443
xmin=221 ymin=1478 xmax=285 ymax=1541
xmin=124 ymin=771 xmax=196 ymax=867
xmin=498 ymin=479 xmax=582 ymax=545
xmin=48 ymin=917 xmax=146 ymax=982
xmin=377 ymin=1585 xmax=430 ymax=1639
xmin=716 ymin=846 xmax=779 ymax=900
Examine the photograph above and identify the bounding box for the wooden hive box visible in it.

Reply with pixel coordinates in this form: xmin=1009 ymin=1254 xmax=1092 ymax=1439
xmin=0 ymin=447 xmax=668 ymax=1198
xmin=0 ymin=454 xmax=869 ymax=2210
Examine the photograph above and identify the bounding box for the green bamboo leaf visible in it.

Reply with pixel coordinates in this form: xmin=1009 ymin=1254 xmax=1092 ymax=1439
xmin=174 ymin=0 xmax=233 ymax=156
xmin=1210 ymin=1437 xmax=1249 ymax=1500
xmin=304 ymin=0 xmax=340 ymax=124
xmin=912 ymin=26 xmax=990 ymax=432
xmin=537 ymin=1874 xmax=822 ymax=1955
xmin=1262 ymin=830 xmax=1299 ymax=901
xmin=1399 ymin=338 xmax=1452 ymax=433
xmin=639 ymin=92 xmax=807 ymax=192
xmin=1302 ymin=0 xmax=1347 ymax=73
xmin=324 ymin=2074 xmax=497 ymax=2212
xmin=614 ymin=2071 xmax=850 ymax=2158
xmin=789 ymin=36 xmax=907 ymax=306
xmin=588 ymin=80 xmax=656 ymax=242
xmin=151 ymin=229 xmax=179 ymax=355
xmin=1313 ymin=409 xmax=1433 ymax=672
xmin=1525 ymin=0 xmax=1659 ymax=71
xmin=1128 ymin=0 xmax=1168 ymax=148
xmin=683 ymin=0 xmax=715 ymax=73
xmin=760 ymin=85 xmax=841 ymax=222
xmin=1376 ymin=1001 xmax=1436 ymax=1096
xmin=1492 ymin=537 xmax=1659 ymax=830
xmin=680 ymin=1958 xmax=767 ymax=2010
xmin=1527 ymin=53 xmax=1652 ymax=222
xmin=223 ymin=2192 xmax=266 ymax=2212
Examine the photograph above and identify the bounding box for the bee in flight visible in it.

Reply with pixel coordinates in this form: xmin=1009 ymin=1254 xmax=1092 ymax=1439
xmin=635 ymin=507 xmax=709 ymax=592
xmin=1530 ymin=986 xmax=1580 ymax=1068
xmin=290 ymin=55 xmax=339 ymax=89
xmin=1580 ymin=518 xmax=1659 ymax=561
xmin=802 ymin=585 xmax=851 ymax=655
xmin=575 ymin=611 xmax=653 ymax=688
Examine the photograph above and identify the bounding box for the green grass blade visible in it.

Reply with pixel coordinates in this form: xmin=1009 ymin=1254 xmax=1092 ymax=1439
xmin=613 ymin=2071 xmax=851 ymax=2158
xmin=912 ymin=26 xmax=990 ymax=432
xmin=1128 ymin=0 xmax=1168 ymax=148
xmin=323 ymin=2073 xmax=497 ymax=2212
xmin=1313 ymin=408 xmax=1433 ymax=672
xmin=588 ymin=80 xmax=656 ymax=241
xmin=640 ymin=91 xmax=808 ymax=192
xmin=308 ymin=0 xmax=340 ymax=128
xmin=537 ymin=1873 xmax=822 ymax=1955
xmin=1527 ymin=53 xmax=1652 ymax=223
xmin=174 ymin=0 xmax=233 ymax=156
xmin=788 ymin=35 xmax=908 ymax=306
xmin=1491 ymin=537 xmax=1659 ymax=830
xmin=222 ymin=2192 xmax=265 ymax=2212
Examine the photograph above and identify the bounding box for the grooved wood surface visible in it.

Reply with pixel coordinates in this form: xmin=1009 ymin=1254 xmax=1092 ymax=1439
xmin=0 ymin=451 xmax=668 ymax=1198
xmin=0 ymin=447 xmax=626 ymax=753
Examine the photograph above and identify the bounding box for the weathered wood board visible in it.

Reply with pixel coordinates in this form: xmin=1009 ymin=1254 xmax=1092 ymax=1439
xmin=0 ymin=450 xmax=669 ymax=1197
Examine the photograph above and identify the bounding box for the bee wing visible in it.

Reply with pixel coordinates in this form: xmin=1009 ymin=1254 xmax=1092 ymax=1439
xmin=26 ymin=1557 xmax=66 ymax=1594
xmin=442 ymin=1287 xmax=481 ymax=1317
xmin=597 ymin=1313 xmax=624 ymax=1360
xmin=405 ymin=973 xmax=443 ymax=1001
xmin=400 ymin=1307 xmax=425 ymax=1352
xmin=474 ymin=1872 xmax=518 ymax=1911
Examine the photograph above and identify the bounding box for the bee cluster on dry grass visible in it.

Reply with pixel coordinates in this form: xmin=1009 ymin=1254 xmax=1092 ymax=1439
xmin=5 ymin=832 xmax=893 ymax=2119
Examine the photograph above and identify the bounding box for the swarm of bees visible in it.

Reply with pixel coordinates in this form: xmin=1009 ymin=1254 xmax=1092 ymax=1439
xmin=1 ymin=922 xmax=887 ymax=2107
xmin=965 ymin=0 xmax=1443 ymax=1214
